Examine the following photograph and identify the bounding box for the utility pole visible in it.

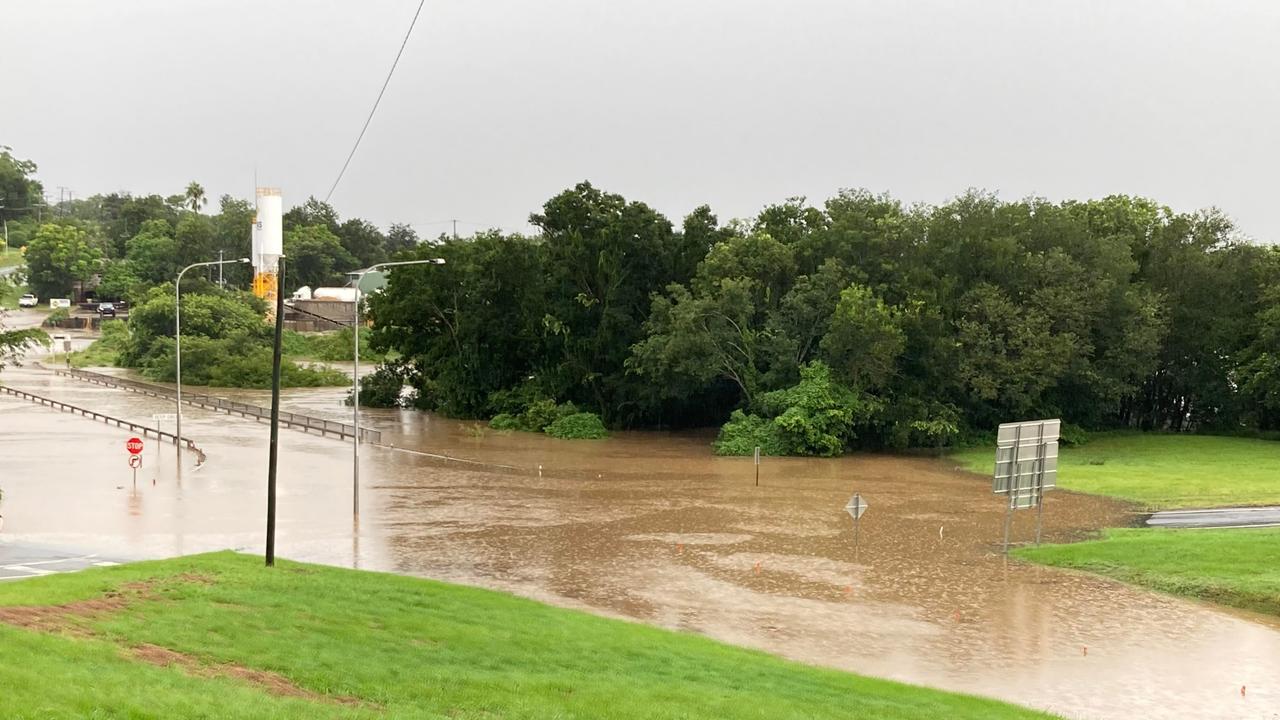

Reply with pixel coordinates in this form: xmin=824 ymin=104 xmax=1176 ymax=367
xmin=218 ymin=250 xmax=224 ymax=287
xmin=266 ymin=258 xmax=285 ymax=567
xmin=452 ymin=219 xmax=457 ymax=240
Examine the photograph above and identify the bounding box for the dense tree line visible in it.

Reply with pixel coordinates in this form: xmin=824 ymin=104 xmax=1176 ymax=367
xmin=371 ymin=182 xmax=1280 ymax=453
xmin=6 ymin=142 xmax=1280 ymax=449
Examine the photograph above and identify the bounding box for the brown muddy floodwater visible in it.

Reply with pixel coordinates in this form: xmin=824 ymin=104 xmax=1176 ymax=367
xmin=2 ymin=360 xmax=1279 ymax=719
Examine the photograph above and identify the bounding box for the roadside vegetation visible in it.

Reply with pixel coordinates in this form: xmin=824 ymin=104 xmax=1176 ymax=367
xmin=490 ymin=396 xmax=609 ymax=439
xmin=1018 ymin=528 xmax=1280 ymax=617
xmin=370 ymin=183 xmax=1280 ymax=457
xmin=953 ymin=432 xmax=1280 ymax=509
xmin=7 ymin=144 xmax=1280 ymax=452
xmin=0 ymin=247 xmax=23 ymax=268
xmin=66 ymin=301 xmax=349 ymax=389
xmin=0 ymin=552 xmax=1051 ymax=720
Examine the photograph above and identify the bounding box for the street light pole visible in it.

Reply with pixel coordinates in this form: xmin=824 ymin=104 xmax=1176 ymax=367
xmin=349 ymin=258 xmax=444 ymax=518
xmin=175 ymin=258 xmax=250 ymax=466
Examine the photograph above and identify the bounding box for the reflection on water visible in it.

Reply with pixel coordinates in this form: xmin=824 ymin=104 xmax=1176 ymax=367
xmin=1 ymin=363 xmax=1278 ymax=719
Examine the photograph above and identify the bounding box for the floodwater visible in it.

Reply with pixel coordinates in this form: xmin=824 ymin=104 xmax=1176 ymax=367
xmin=2 ymin=357 xmax=1279 ymax=719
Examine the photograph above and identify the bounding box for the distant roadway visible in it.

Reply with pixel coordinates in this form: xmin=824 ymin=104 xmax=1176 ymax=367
xmin=1146 ymin=506 xmax=1280 ymax=529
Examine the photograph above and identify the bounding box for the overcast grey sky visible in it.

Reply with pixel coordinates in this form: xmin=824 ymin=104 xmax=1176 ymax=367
xmin=6 ymin=1 xmax=1279 ymax=240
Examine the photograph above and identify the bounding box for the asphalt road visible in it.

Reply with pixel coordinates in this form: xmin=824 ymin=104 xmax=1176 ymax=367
xmin=1146 ymin=506 xmax=1280 ymax=529
xmin=0 ymin=542 xmax=122 ymax=581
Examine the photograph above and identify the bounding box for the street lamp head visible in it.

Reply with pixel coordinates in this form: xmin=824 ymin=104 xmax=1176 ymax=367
xmin=238 ymin=258 xmax=251 ymax=263
xmin=431 ymin=258 xmax=447 ymax=265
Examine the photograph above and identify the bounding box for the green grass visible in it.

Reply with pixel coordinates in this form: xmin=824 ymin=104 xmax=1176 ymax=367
xmin=953 ymin=432 xmax=1280 ymax=509
xmin=1017 ymin=527 xmax=1280 ymax=617
xmin=0 ymin=247 xmax=24 ymax=268
xmin=0 ymin=552 xmax=1052 ymax=720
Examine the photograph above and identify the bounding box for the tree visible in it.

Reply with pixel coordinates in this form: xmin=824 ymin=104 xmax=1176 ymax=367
xmin=630 ymin=278 xmax=768 ymax=405
xmin=337 ymin=218 xmax=387 ymax=268
xmin=283 ymin=224 xmax=357 ymax=291
xmin=369 ymin=232 xmax=547 ymax=417
xmin=0 ymin=310 xmax=48 ymax=371
xmin=184 ymin=182 xmax=207 ymax=213
xmin=24 ymin=224 xmax=103 ymax=297
xmin=124 ymin=219 xmax=179 ymax=284
xmin=820 ymin=283 xmax=906 ymax=390
xmin=0 ymin=146 xmax=43 ymax=224
xmin=283 ymin=196 xmax=340 ymax=233
xmin=531 ymin=182 xmax=683 ymax=425
xmin=385 ymin=223 xmax=420 ymax=257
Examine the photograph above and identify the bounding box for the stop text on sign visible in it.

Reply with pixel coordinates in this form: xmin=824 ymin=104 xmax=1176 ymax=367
xmin=125 ymin=437 xmax=144 ymax=455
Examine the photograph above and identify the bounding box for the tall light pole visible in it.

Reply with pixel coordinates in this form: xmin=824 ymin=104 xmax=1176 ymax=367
xmin=175 ymin=258 xmax=250 ymax=464
xmin=350 ymin=258 xmax=444 ymax=518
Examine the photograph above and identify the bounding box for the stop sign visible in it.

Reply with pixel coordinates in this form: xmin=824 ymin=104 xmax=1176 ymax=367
xmin=125 ymin=437 xmax=144 ymax=455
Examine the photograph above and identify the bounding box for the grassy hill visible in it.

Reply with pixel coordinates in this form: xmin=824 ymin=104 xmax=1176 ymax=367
xmin=952 ymin=432 xmax=1280 ymax=510
xmin=0 ymin=552 xmax=1053 ymax=719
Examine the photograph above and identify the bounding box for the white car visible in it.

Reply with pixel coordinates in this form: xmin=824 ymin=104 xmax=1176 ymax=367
xmin=17 ymin=293 xmax=38 ymax=308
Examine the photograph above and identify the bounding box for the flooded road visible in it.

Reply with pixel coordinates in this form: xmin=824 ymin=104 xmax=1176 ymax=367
xmin=2 ymin=359 xmax=1279 ymax=719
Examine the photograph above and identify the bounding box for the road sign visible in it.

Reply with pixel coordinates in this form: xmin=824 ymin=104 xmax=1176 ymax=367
xmin=844 ymin=493 xmax=868 ymax=520
xmin=151 ymin=413 xmax=176 ymax=422
xmin=992 ymin=418 xmax=1060 ymax=551
xmin=128 ymin=454 xmax=142 ymax=469
xmin=993 ymin=419 xmax=1060 ymax=495
xmin=125 ymin=437 xmax=144 ymax=455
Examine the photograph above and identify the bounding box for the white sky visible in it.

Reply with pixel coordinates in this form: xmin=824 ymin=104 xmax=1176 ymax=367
xmin=6 ymin=0 xmax=1279 ymax=241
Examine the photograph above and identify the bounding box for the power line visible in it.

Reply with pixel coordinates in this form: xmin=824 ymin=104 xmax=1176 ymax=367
xmin=323 ymin=0 xmax=427 ymax=204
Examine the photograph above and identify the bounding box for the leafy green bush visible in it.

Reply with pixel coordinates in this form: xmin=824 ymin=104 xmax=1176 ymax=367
xmin=69 ymin=320 xmax=130 ymax=368
xmin=489 ymin=413 xmax=522 ymax=430
xmin=713 ymin=410 xmax=787 ymax=456
xmin=140 ymin=335 xmax=348 ymax=389
xmin=347 ymin=364 xmax=404 ymax=407
xmin=545 ymin=412 xmax=609 ymax=439
xmin=1060 ymin=422 xmax=1089 ymax=447
xmin=758 ymin=361 xmax=878 ymax=456
xmin=514 ymin=398 xmax=577 ymax=432
xmin=284 ymin=328 xmax=384 ymax=363
xmin=714 ymin=362 xmax=881 ymax=457
xmin=43 ymin=307 xmax=70 ymax=326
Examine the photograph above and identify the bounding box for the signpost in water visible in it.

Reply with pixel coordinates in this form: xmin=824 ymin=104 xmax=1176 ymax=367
xmin=845 ymin=493 xmax=867 ymax=559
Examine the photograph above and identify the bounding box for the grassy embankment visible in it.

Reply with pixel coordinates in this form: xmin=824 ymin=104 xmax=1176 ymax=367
xmin=955 ymin=432 xmax=1280 ymax=617
xmin=952 ymin=431 xmax=1280 ymax=510
xmin=1017 ymin=528 xmax=1280 ymax=617
xmin=0 ymin=552 xmax=1052 ymax=719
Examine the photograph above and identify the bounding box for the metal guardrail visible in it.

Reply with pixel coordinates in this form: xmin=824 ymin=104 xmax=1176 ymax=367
xmin=0 ymin=385 xmax=207 ymax=464
xmin=52 ymin=368 xmax=380 ymax=444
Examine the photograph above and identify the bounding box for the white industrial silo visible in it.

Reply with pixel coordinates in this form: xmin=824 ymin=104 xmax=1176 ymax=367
xmin=252 ymin=188 xmax=283 ymax=300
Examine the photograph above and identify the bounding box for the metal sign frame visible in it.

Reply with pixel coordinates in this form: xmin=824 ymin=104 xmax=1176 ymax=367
xmin=992 ymin=419 xmax=1060 ymax=552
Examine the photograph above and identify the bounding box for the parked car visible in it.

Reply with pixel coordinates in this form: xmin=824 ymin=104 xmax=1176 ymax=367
xmin=98 ymin=302 xmax=117 ymax=318
xmin=17 ymin=293 xmax=38 ymax=308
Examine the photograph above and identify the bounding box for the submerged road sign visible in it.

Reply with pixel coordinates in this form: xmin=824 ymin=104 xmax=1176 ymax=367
xmin=845 ymin=493 xmax=868 ymax=520
xmin=128 ymin=454 xmax=142 ymax=469
xmin=125 ymin=437 xmax=144 ymax=455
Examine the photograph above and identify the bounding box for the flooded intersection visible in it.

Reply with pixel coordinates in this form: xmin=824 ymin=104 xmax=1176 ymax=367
xmin=1 ymin=362 xmax=1278 ymax=719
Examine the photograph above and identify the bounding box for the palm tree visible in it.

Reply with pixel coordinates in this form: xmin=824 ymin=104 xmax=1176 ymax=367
xmin=184 ymin=181 xmax=207 ymax=213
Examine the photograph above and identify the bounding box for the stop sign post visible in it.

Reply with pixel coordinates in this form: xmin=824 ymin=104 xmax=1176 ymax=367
xmin=126 ymin=437 xmax=144 ymax=487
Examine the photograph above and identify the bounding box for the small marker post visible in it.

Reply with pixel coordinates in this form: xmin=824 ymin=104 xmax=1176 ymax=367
xmin=754 ymin=446 xmax=760 ymax=487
